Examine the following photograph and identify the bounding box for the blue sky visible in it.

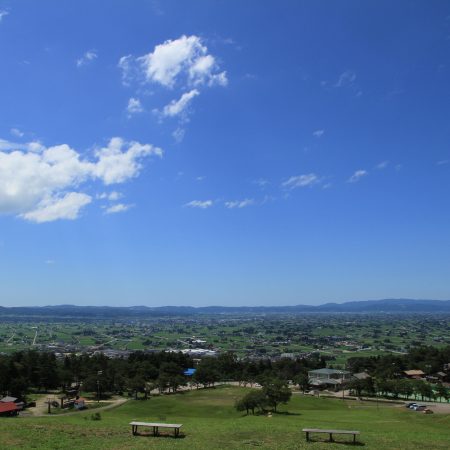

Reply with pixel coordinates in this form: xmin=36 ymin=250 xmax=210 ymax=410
xmin=1 ymin=1 xmax=450 ymax=306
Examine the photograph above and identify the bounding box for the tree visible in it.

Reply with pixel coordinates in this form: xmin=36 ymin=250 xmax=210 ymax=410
xmin=261 ymin=379 xmax=292 ymax=412
xmin=127 ymin=375 xmax=146 ymax=400
xmin=235 ymin=390 xmax=266 ymax=415
xmin=193 ymin=359 xmax=220 ymax=388
xmin=435 ymin=384 xmax=449 ymax=402
xmin=294 ymin=373 xmax=309 ymax=393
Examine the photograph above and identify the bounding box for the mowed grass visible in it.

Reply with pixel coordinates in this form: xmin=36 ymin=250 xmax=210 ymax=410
xmin=0 ymin=386 xmax=449 ymax=449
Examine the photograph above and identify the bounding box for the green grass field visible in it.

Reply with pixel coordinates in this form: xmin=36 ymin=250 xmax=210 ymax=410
xmin=0 ymin=386 xmax=449 ymax=449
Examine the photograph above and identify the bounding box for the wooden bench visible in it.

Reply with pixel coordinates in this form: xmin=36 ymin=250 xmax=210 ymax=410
xmin=303 ymin=428 xmax=360 ymax=444
xmin=130 ymin=421 xmax=183 ymax=438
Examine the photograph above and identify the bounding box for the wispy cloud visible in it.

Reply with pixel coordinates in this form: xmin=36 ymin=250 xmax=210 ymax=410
xmin=10 ymin=128 xmax=24 ymax=138
xmin=104 ymin=203 xmax=134 ymax=214
xmin=185 ymin=200 xmax=213 ymax=209
xmin=253 ymin=178 xmax=269 ymax=188
xmin=161 ymin=89 xmax=199 ymax=118
xmin=0 ymin=10 xmax=9 ymax=22
xmin=76 ymin=50 xmax=98 ymax=67
xmin=335 ymin=70 xmax=356 ymax=88
xmin=348 ymin=169 xmax=368 ymax=183
xmin=282 ymin=173 xmax=319 ymax=189
xmin=437 ymin=159 xmax=449 ymax=166
xmin=97 ymin=191 xmax=123 ymax=201
xmin=313 ymin=129 xmax=325 ymax=138
xmin=225 ymin=199 xmax=254 ymax=209
xmin=127 ymin=98 xmax=143 ymax=116
xmin=376 ymin=160 xmax=389 ymax=169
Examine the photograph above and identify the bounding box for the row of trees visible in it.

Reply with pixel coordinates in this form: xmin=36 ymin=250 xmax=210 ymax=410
xmin=346 ymin=345 xmax=450 ymax=379
xmin=349 ymin=377 xmax=449 ymax=401
xmin=0 ymin=350 xmax=323 ymax=401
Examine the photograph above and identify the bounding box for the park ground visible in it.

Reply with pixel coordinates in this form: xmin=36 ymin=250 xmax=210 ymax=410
xmin=0 ymin=386 xmax=449 ymax=449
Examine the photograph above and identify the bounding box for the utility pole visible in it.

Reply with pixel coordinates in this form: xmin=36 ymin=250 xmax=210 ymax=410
xmin=97 ymin=370 xmax=103 ymax=403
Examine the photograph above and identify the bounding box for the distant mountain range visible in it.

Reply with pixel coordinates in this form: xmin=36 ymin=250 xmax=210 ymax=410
xmin=0 ymin=299 xmax=449 ymax=318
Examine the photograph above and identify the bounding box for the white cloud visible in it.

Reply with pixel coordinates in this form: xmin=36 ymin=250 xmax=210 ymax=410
xmin=92 ymin=137 xmax=162 ymax=184
xmin=0 ymin=10 xmax=9 ymax=22
xmin=127 ymin=97 xmax=144 ymax=115
xmin=253 ymin=178 xmax=269 ymax=188
xmin=437 ymin=159 xmax=449 ymax=166
xmin=97 ymin=191 xmax=123 ymax=201
xmin=313 ymin=129 xmax=325 ymax=138
xmin=172 ymin=127 xmax=186 ymax=143
xmin=335 ymin=70 xmax=356 ymax=88
xmin=376 ymin=160 xmax=389 ymax=169
xmin=118 ymin=55 xmax=134 ymax=86
xmin=348 ymin=169 xmax=368 ymax=183
xmin=76 ymin=50 xmax=98 ymax=67
xmin=0 ymin=137 xmax=161 ymax=222
xmin=133 ymin=35 xmax=227 ymax=88
xmin=21 ymin=192 xmax=92 ymax=223
xmin=10 ymin=128 xmax=24 ymax=138
xmin=225 ymin=199 xmax=254 ymax=209
xmin=104 ymin=203 xmax=133 ymax=214
xmin=282 ymin=174 xmax=319 ymax=189
xmin=0 ymin=138 xmax=44 ymax=152
xmin=185 ymin=200 xmax=213 ymax=209
xmin=162 ymin=89 xmax=199 ymax=117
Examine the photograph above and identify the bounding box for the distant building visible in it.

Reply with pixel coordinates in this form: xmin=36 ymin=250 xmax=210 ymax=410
xmin=353 ymin=371 xmax=371 ymax=380
xmin=404 ymin=370 xmax=425 ymax=379
xmin=308 ymin=368 xmax=353 ymax=391
xmin=0 ymin=402 xmax=19 ymax=417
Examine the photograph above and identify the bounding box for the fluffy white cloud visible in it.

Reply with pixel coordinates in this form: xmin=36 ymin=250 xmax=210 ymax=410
xmin=127 ymin=97 xmax=143 ymax=115
xmin=313 ymin=129 xmax=325 ymax=138
xmin=348 ymin=169 xmax=368 ymax=183
xmin=21 ymin=192 xmax=92 ymax=223
xmin=104 ymin=203 xmax=133 ymax=214
xmin=119 ymin=35 xmax=227 ymax=141
xmin=92 ymin=137 xmax=162 ymax=184
xmin=162 ymin=89 xmax=199 ymax=117
xmin=0 ymin=137 xmax=162 ymax=222
xmin=134 ymin=35 xmax=227 ymax=88
xmin=282 ymin=174 xmax=319 ymax=189
xmin=225 ymin=199 xmax=255 ymax=209
xmin=185 ymin=200 xmax=213 ymax=209
xmin=76 ymin=50 xmax=98 ymax=67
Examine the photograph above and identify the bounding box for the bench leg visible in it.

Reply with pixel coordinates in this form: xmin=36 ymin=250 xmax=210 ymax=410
xmin=306 ymin=431 xmax=309 ymax=442
xmin=329 ymin=433 xmax=333 ymax=442
xmin=353 ymin=434 xmax=356 ymax=444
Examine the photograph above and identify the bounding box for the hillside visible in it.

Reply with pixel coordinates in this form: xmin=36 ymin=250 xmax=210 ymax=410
xmin=0 ymin=386 xmax=449 ymax=449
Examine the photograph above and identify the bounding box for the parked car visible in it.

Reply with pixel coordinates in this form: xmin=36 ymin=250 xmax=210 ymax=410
xmin=413 ymin=405 xmax=427 ymax=411
xmin=405 ymin=402 xmax=417 ymax=408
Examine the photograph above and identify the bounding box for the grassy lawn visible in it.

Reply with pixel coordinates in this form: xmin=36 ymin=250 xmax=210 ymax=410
xmin=0 ymin=386 xmax=449 ymax=449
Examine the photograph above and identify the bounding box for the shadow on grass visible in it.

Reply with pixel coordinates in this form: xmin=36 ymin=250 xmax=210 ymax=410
xmin=133 ymin=431 xmax=186 ymax=439
xmin=307 ymin=437 xmax=365 ymax=446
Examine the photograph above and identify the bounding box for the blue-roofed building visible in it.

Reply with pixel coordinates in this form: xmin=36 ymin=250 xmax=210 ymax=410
xmin=184 ymin=368 xmax=196 ymax=376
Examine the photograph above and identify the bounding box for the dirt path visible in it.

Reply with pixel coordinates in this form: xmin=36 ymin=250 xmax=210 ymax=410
xmin=24 ymin=396 xmax=128 ymax=417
